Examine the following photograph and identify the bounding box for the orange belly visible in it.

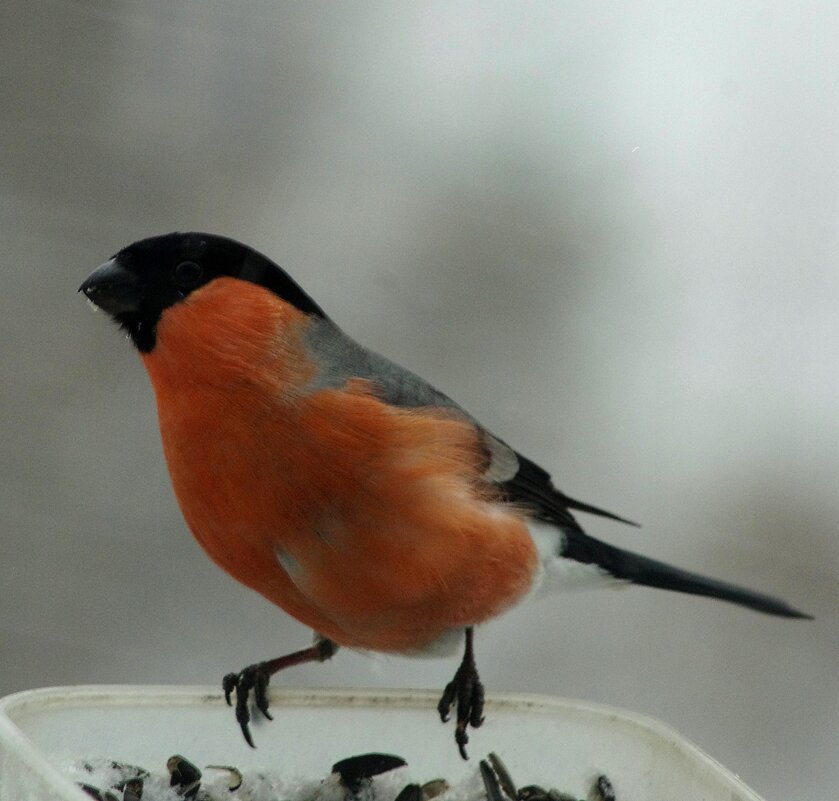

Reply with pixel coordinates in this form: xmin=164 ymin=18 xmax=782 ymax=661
xmin=142 ymin=280 xmax=538 ymax=652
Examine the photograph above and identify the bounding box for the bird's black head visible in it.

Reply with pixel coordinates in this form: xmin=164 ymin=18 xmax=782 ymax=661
xmin=80 ymin=232 xmax=325 ymax=352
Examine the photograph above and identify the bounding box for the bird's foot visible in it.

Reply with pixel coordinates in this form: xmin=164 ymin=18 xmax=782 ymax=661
xmin=222 ymin=636 xmax=338 ymax=748
xmin=437 ymin=627 xmax=484 ymax=759
xmin=223 ymin=662 xmax=273 ymax=748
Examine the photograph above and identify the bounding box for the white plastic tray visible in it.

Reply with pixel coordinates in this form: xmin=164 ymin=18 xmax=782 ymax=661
xmin=0 ymin=686 xmax=764 ymax=801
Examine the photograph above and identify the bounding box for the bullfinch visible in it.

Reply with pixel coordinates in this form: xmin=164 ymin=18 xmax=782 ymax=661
xmin=80 ymin=232 xmax=810 ymax=757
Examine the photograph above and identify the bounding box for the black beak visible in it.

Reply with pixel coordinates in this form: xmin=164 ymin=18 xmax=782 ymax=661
xmin=80 ymin=258 xmax=142 ymax=316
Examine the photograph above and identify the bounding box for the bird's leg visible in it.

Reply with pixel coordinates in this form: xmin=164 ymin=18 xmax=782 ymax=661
xmin=222 ymin=634 xmax=338 ymax=748
xmin=437 ymin=627 xmax=485 ymax=759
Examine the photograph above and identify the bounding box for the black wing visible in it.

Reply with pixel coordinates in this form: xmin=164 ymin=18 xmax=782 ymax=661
xmin=495 ymin=448 xmax=639 ymax=531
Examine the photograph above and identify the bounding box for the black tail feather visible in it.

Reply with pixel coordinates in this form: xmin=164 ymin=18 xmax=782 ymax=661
xmin=503 ymin=452 xmax=639 ymax=530
xmin=564 ymin=532 xmax=812 ymax=619
xmin=560 ymin=493 xmax=640 ymax=528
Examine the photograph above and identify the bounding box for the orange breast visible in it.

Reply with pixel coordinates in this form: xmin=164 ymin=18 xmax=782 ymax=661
xmin=142 ymin=278 xmax=538 ymax=652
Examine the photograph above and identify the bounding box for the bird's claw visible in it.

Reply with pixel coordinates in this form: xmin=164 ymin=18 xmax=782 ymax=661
xmin=222 ymin=672 xmax=237 ymax=706
xmin=437 ymin=662 xmax=485 ymax=759
xmin=221 ymin=662 xmax=273 ymax=748
xmin=437 ymin=680 xmax=456 ymax=723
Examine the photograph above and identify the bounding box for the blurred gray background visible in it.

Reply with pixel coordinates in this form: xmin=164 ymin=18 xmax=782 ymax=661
xmin=1 ymin=1 xmax=836 ymax=797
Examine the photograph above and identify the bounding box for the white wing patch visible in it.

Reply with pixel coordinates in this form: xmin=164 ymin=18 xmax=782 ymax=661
xmin=274 ymin=544 xmax=305 ymax=585
xmin=482 ymin=435 xmax=519 ymax=483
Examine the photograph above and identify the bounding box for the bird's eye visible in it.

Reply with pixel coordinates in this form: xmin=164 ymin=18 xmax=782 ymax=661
xmin=173 ymin=261 xmax=203 ymax=286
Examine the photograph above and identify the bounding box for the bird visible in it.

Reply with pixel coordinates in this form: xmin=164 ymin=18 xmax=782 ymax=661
xmin=80 ymin=232 xmax=811 ymax=758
